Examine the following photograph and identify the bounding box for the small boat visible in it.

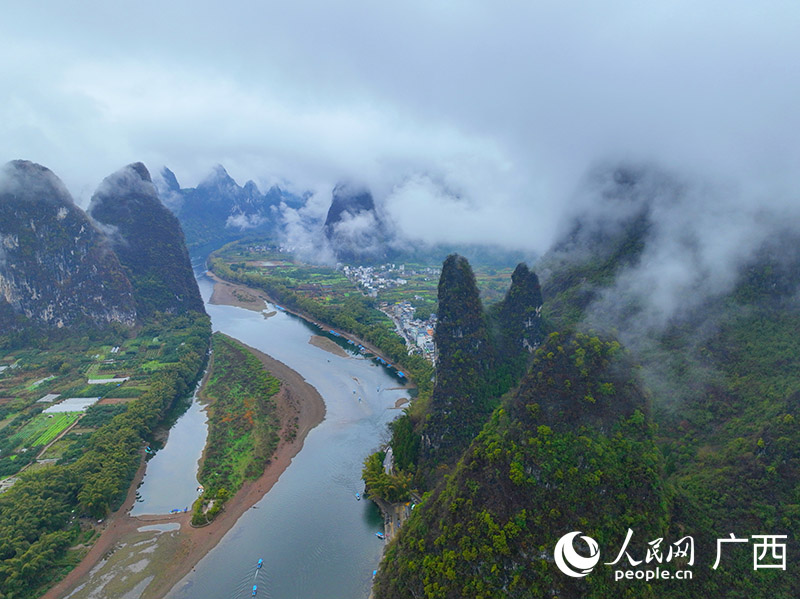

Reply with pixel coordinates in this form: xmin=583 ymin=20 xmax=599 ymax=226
xmin=375 ymin=532 xmax=385 ymax=540
xmin=256 ymin=558 xmax=263 ymax=569
xmin=252 ymin=584 xmax=258 ymax=596
xmin=355 ymin=492 xmax=361 ymax=501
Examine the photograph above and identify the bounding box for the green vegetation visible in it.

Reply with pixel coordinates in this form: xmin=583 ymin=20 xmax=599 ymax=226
xmin=404 ymin=256 xmax=545 ymax=487
xmin=363 ymin=451 xmax=413 ymax=503
xmin=192 ymin=333 xmax=281 ymax=525
xmin=373 ymin=213 xmax=800 ymax=597
xmin=375 ymin=333 xmax=668 ymax=599
xmin=88 ymin=163 xmax=205 ymax=317
xmin=0 ymin=160 xmax=212 ymax=598
xmin=9 ymin=413 xmax=81 ymax=448
xmin=0 ymin=312 xmax=210 ymax=599
xmin=79 ymin=404 xmax=129 ymax=428
xmin=209 ymin=245 xmax=435 ymax=401
xmin=417 ymin=254 xmax=498 ymax=478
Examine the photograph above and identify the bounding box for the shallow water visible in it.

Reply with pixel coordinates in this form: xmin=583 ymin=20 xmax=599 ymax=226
xmin=130 ymin=393 xmax=208 ymax=516
xmin=144 ymin=272 xmax=410 ymax=599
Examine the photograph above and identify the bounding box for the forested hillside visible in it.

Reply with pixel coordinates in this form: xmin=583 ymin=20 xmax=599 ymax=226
xmin=371 ymin=169 xmax=800 ymax=597
xmin=367 ymin=255 xmax=545 ymax=495
xmin=418 ymin=254 xmax=496 ymax=475
xmin=0 ymin=312 xmax=210 ymax=598
xmin=0 ymin=160 xmax=136 ymax=333
xmin=375 ymin=333 xmax=667 ymax=599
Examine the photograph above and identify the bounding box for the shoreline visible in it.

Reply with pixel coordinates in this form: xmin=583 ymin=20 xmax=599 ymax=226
xmin=42 ymin=281 xmax=326 ymax=599
xmin=207 ymin=271 xmax=416 ymax=393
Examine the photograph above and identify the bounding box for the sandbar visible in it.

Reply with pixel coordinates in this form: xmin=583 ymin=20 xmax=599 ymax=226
xmin=42 ymin=287 xmax=325 ymax=599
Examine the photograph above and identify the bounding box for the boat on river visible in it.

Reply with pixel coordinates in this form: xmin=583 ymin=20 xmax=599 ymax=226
xmin=256 ymin=558 xmax=263 ymax=569
xmin=375 ymin=532 xmax=385 ymax=540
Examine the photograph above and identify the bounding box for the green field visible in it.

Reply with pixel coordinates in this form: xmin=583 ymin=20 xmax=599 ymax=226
xmin=9 ymin=412 xmax=82 ymax=448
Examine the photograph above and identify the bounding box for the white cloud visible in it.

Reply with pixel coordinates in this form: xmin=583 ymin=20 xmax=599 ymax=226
xmin=1 ymin=1 xmax=799 ymax=248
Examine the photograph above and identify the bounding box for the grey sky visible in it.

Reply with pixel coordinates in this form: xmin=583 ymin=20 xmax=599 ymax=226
xmin=2 ymin=1 xmax=800 ymax=251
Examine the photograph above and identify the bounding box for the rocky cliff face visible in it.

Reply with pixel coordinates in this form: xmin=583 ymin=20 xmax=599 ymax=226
xmin=88 ymin=163 xmax=204 ymax=317
xmin=0 ymin=160 xmax=136 ymax=330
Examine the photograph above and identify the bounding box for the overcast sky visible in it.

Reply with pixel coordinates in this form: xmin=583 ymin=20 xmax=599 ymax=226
xmin=2 ymin=1 xmax=800 ymax=250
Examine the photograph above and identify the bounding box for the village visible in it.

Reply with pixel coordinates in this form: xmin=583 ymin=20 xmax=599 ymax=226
xmin=342 ymin=264 xmax=438 ymax=363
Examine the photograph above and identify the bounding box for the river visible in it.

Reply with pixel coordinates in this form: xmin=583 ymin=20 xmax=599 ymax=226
xmin=134 ymin=271 xmax=408 ymax=599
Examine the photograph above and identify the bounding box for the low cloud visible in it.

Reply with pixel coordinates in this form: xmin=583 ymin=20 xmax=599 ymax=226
xmin=225 ymin=212 xmax=267 ymax=231
xmin=279 ymin=189 xmax=337 ymax=264
xmin=0 ymin=160 xmax=74 ymax=205
xmin=532 ymin=163 xmax=800 ymax=409
xmin=2 ymin=2 xmax=799 ymax=271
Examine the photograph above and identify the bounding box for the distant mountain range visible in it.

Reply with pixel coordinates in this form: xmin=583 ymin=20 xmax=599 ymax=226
xmin=158 ymin=166 xmax=536 ymax=267
xmin=155 ymin=165 xmax=305 ymax=251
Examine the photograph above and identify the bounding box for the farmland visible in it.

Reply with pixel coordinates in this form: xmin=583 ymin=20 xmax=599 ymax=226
xmin=9 ymin=412 xmax=81 ymax=449
xmin=213 ymin=242 xmax=517 ymax=315
xmin=0 ymin=312 xmax=211 ymax=484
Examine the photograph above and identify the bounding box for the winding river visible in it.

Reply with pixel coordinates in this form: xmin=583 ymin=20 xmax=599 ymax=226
xmin=134 ymin=270 xmax=408 ymax=599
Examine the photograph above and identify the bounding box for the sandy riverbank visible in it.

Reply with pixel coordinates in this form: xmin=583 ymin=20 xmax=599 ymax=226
xmin=208 ymin=275 xmax=273 ymax=312
xmin=42 ymin=290 xmax=326 ymax=599
xmin=309 ymin=334 xmax=350 ymax=357
xmin=207 ymin=271 xmax=416 ymax=390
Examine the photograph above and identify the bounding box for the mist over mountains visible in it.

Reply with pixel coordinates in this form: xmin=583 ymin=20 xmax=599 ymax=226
xmin=5 ymin=153 xmax=797 ymax=344
xmin=153 ymin=165 xmax=306 ymax=251
xmin=0 ymin=160 xmax=137 ymax=330
xmin=89 ymin=163 xmax=205 ymax=317
xmin=0 ymin=160 xmax=203 ymax=335
xmin=160 ymin=164 xmax=539 ymax=268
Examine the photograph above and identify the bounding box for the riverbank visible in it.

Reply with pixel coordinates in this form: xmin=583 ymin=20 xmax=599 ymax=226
xmin=309 ymin=334 xmax=350 ymax=357
xmin=207 ymin=271 xmax=417 ymax=393
xmin=208 ymin=275 xmax=273 ymax=312
xmin=42 ymin=320 xmax=326 ymax=599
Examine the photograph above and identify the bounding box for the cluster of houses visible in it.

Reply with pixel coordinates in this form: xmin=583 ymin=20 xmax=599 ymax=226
xmin=342 ymin=264 xmax=440 ymax=362
xmin=342 ymin=264 xmax=411 ymax=298
xmin=381 ymin=300 xmax=437 ymax=363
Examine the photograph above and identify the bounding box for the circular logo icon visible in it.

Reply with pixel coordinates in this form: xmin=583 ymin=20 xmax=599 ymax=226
xmin=554 ymin=531 xmax=600 ymax=577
